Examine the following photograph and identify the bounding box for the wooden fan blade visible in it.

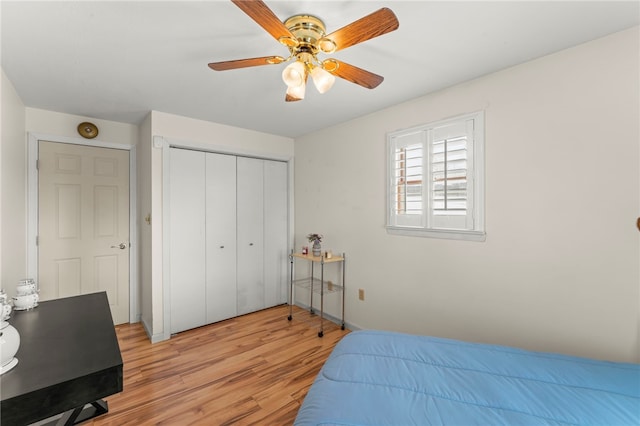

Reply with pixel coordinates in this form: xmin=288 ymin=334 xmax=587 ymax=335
xmin=324 ymin=8 xmax=399 ymax=52
xmin=231 ymin=0 xmax=296 ymax=43
xmin=327 ymin=59 xmax=384 ymax=89
xmin=208 ymin=56 xmax=283 ymax=71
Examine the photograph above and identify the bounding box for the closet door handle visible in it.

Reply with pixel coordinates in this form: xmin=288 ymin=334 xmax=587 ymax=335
xmin=219 ymin=245 xmax=224 ymax=249
xmin=249 ymin=243 xmax=254 ymax=246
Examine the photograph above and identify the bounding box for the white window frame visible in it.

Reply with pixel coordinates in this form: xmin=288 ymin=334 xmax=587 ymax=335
xmin=386 ymin=111 xmax=485 ymax=242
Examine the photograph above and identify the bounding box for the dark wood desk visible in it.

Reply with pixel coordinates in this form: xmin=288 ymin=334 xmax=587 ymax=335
xmin=0 ymin=292 xmax=123 ymax=425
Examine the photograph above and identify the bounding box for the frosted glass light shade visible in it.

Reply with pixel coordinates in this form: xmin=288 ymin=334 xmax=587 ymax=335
xmin=310 ymin=66 xmax=335 ymax=94
xmin=286 ymin=81 xmax=306 ymax=100
xmin=282 ymin=61 xmax=306 ymax=87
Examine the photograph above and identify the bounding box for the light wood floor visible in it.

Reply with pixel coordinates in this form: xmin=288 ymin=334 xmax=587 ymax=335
xmin=88 ymin=305 xmax=350 ymax=426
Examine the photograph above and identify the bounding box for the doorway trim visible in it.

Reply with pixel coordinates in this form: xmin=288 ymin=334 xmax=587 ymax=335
xmin=27 ymin=132 xmax=139 ymax=323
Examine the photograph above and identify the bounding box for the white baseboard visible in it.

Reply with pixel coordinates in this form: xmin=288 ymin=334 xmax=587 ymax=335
xmin=292 ymin=301 xmax=360 ymax=332
xmin=141 ymin=317 xmax=167 ymax=343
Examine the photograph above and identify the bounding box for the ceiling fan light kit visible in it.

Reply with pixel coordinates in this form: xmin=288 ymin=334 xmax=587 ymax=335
xmin=286 ymin=77 xmax=306 ymax=101
xmin=281 ymin=51 xmax=335 ymax=101
xmin=310 ymin=66 xmax=335 ymax=94
xmin=208 ymin=0 xmax=399 ymax=102
xmin=282 ymin=60 xmax=306 ymax=87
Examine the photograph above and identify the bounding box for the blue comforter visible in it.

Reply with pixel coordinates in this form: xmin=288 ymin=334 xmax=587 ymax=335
xmin=295 ymin=330 xmax=640 ymax=425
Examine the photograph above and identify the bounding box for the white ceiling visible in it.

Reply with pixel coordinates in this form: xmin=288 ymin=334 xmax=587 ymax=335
xmin=2 ymin=1 xmax=638 ymax=138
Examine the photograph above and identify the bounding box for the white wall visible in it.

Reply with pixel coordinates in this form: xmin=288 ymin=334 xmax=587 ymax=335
xmin=151 ymin=111 xmax=294 ymax=158
xmin=25 ymin=108 xmax=138 ymax=146
xmin=294 ymin=27 xmax=640 ymax=363
xmin=145 ymin=111 xmax=294 ymax=341
xmin=1 ymin=68 xmax=26 ymax=297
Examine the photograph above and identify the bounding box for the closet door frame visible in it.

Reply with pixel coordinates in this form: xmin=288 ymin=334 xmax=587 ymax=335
xmin=161 ymin=137 xmax=293 ymax=341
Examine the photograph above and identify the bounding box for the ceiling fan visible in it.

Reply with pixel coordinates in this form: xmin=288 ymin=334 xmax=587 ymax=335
xmin=208 ymin=0 xmax=399 ymax=102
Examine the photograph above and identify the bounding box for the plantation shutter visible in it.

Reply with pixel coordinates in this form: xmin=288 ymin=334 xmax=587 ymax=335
xmin=388 ymin=131 xmax=425 ymax=228
xmin=429 ymin=119 xmax=475 ymax=230
xmin=387 ymin=111 xmax=484 ymax=240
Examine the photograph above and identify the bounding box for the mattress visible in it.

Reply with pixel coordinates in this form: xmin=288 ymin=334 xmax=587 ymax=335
xmin=295 ymin=330 xmax=640 ymax=425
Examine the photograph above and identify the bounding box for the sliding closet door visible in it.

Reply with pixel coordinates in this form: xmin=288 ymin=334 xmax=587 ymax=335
xmin=169 ymin=148 xmax=206 ymax=333
xmin=236 ymin=157 xmax=265 ymax=315
xmin=264 ymin=160 xmax=288 ymax=307
xmin=205 ymin=153 xmax=237 ymax=324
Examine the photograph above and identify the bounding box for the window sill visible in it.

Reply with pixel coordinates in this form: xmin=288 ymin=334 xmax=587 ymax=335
xmin=386 ymin=226 xmax=486 ymax=242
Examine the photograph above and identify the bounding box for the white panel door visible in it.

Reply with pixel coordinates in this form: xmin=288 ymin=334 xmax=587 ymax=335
xmin=263 ymin=160 xmax=288 ymax=307
xmin=236 ymin=157 xmax=264 ymax=315
xmin=205 ymin=153 xmax=237 ymax=323
xmin=169 ymin=148 xmax=206 ymax=333
xmin=38 ymin=141 xmax=130 ymax=324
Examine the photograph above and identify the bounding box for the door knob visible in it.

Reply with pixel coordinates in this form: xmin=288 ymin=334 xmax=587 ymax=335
xmin=111 ymin=243 xmax=127 ymax=250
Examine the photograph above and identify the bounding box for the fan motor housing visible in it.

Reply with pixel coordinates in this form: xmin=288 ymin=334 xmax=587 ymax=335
xmin=285 ymin=15 xmax=326 ymax=43
xmin=283 ymin=14 xmax=329 ymax=55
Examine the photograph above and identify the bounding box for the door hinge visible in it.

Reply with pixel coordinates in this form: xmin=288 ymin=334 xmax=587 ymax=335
xmin=36 ymin=160 xmax=39 ymax=170
xmin=36 ymin=235 xmax=39 ymax=246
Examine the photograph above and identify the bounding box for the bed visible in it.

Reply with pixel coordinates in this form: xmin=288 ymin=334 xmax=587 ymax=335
xmin=295 ymin=330 xmax=640 ymax=425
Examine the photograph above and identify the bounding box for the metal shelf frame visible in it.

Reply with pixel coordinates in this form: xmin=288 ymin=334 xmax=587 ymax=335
xmin=287 ymin=251 xmax=346 ymax=337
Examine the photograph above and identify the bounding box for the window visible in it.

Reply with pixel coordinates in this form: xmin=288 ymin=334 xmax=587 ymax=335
xmin=387 ymin=111 xmax=485 ymax=241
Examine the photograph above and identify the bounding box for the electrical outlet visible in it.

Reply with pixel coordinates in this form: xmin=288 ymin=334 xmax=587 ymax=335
xmin=358 ymin=288 xmax=365 ymax=301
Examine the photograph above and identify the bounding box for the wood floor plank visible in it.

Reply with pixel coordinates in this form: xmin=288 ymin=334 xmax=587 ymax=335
xmin=86 ymin=305 xmax=349 ymax=425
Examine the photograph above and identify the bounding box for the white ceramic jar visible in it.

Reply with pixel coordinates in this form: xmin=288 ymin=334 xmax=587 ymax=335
xmin=13 ymin=293 xmax=39 ymax=310
xmin=0 ymin=320 xmax=20 ymax=373
xmin=16 ymin=278 xmax=37 ymax=296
